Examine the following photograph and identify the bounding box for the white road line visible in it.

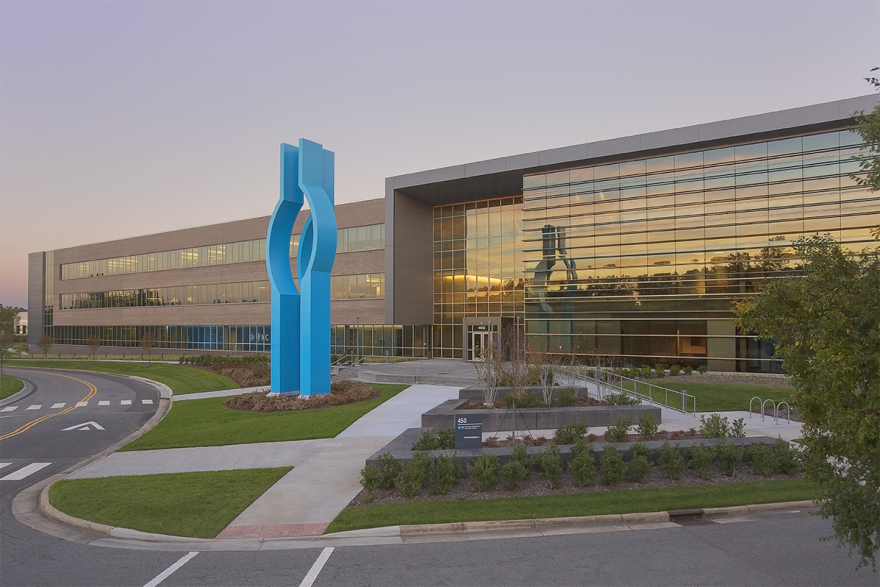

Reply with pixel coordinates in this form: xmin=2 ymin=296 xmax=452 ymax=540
xmin=0 ymin=463 xmax=11 ymax=470
xmin=0 ymin=406 xmax=17 ymax=412
xmin=51 ymin=403 xmax=66 ymax=409
xmin=1 ymin=462 xmax=51 ymax=481
xmin=142 ymin=399 xmax=154 ymax=404
xmin=26 ymin=405 xmax=41 ymax=410
xmin=121 ymin=400 xmax=132 ymax=405
xmin=98 ymin=401 xmax=110 ymax=406
xmin=299 ymin=547 xmax=334 ymax=587
xmin=143 ymin=551 xmax=199 ymax=587
xmin=76 ymin=401 xmax=88 ymax=407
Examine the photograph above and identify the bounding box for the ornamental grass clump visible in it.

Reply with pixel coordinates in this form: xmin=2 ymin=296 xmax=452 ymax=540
xmin=600 ymin=445 xmax=627 ymax=485
xmin=669 ymin=364 xmax=681 ymax=376
xmin=658 ymin=441 xmax=685 ymax=480
xmin=467 ymin=454 xmax=500 ymax=492
xmin=626 ymin=442 xmax=653 ymax=483
xmin=568 ymin=440 xmax=597 ymax=486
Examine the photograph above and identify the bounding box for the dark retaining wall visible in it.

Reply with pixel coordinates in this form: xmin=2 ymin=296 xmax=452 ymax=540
xmin=422 ymin=399 xmax=662 ymax=431
xmin=365 ymin=428 xmax=778 ymax=477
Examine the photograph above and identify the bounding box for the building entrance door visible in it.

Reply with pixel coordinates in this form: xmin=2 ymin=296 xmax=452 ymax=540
xmin=469 ymin=331 xmax=490 ymax=361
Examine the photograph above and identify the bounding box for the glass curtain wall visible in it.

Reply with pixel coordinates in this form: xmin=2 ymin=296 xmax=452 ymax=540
xmin=433 ymin=197 xmax=525 ymax=358
xmin=522 ymin=129 xmax=876 ymax=372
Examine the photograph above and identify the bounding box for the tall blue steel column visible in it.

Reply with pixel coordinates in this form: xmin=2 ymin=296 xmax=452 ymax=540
xmin=266 ymin=139 xmax=336 ymax=396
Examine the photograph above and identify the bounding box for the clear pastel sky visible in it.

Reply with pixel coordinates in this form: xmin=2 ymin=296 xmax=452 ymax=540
xmin=1 ymin=0 xmax=877 ymax=309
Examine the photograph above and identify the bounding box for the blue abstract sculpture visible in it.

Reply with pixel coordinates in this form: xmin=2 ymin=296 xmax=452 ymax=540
xmin=266 ymin=140 xmax=337 ymax=395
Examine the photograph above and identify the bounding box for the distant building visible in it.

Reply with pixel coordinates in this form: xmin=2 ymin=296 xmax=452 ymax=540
xmin=29 ymin=95 xmax=880 ymax=372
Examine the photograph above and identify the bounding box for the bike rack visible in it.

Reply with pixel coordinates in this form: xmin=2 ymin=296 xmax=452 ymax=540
xmin=776 ymin=401 xmax=791 ymax=424
xmin=749 ymin=396 xmax=762 ymax=419
xmin=761 ymin=399 xmax=776 ymax=423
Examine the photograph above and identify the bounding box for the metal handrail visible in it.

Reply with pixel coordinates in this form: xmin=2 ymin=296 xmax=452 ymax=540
xmin=588 ymin=368 xmax=697 ymax=415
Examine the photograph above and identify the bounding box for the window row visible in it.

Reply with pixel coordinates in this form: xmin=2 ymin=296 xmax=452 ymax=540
xmin=59 ymin=281 xmax=272 ymax=309
xmin=290 ymin=224 xmax=385 ymax=258
xmin=331 ymin=273 xmax=385 ymax=300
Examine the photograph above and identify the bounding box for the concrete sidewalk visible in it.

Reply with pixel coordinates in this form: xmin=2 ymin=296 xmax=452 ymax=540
xmin=69 ymin=384 xmax=460 ymax=538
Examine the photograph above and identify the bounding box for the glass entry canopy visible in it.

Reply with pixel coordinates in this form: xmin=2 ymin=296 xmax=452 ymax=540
xmin=522 ymin=129 xmax=878 ymax=372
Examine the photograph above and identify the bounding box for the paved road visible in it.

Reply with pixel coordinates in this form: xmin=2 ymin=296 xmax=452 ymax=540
xmin=1 ymin=368 xmax=159 ymax=482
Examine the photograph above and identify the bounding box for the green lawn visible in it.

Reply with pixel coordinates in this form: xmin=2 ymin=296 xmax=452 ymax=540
xmin=4 ymin=360 xmax=237 ymax=395
xmin=1 ymin=374 xmax=24 ymax=399
xmin=326 ymin=478 xmax=817 ymax=533
xmin=120 ymin=383 xmax=409 ymax=451
xmin=624 ymin=379 xmax=793 ymax=412
xmin=49 ymin=467 xmax=292 ymax=538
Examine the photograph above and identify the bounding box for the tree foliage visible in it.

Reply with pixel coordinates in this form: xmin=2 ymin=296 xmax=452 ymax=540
xmin=852 ymin=67 xmax=880 ymax=192
xmin=734 ymin=234 xmax=880 ymax=569
xmin=0 ymin=304 xmax=19 ymax=374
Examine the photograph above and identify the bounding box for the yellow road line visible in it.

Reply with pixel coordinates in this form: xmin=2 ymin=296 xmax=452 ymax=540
xmin=0 ymin=372 xmax=98 ymax=441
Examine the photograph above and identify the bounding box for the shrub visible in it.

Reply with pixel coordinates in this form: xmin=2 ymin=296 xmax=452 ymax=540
xmin=713 ymin=441 xmax=745 ymax=477
xmin=730 ymin=417 xmax=746 ymax=438
xmin=537 ymin=445 xmax=563 ymax=489
xmin=360 ymin=464 xmax=383 ymax=502
xmin=468 ymin=454 xmax=500 ymax=492
xmin=636 ymin=413 xmax=659 ymax=440
xmin=500 ymin=460 xmax=530 ymax=492
xmin=430 ymin=452 xmax=462 ymax=494
xmin=505 ymin=390 xmax=540 ymax=409
xmin=602 ymin=392 xmax=641 ymax=406
xmin=654 ymin=364 xmax=666 ymax=378
xmin=600 ymin=445 xmax=627 ymax=485
xmin=627 ymin=442 xmax=653 ymax=483
xmin=688 ymin=443 xmax=713 ymax=480
xmin=748 ymin=443 xmax=777 ymax=477
xmin=697 ymin=365 xmax=709 ymax=375
xmin=412 ymin=427 xmax=455 ymax=450
xmin=699 ymin=414 xmax=731 ymax=439
xmin=658 ymin=441 xmax=685 ymax=480
xmin=511 ymin=444 xmax=534 ymax=476
xmin=683 ymin=366 xmax=693 ymax=376
xmin=569 ymin=441 xmax=597 ymax=486
xmin=640 ymin=364 xmax=653 ymax=379
xmin=394 ymin=452 xmax=431 ymax=498
xmin=669 ymin=364 xmax=681 ymax=376
xmin=377 ymin=452 xmax=398 ymax=489
xmin=554 ymin=421 xmax=589 ymax=445
xmin=557 ymin=387 xmax=577 ymax=407
xmin=604 ymin=416 xmax=632 ymax=443
xmin=775 ymin=438 xmax=801 ymax=475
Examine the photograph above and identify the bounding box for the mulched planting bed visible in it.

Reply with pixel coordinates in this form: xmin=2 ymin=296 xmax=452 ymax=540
xmin=348 ymin=463 xmax=804 ymax=507
xmin=224 ymin=380 xmax=379 ymax=412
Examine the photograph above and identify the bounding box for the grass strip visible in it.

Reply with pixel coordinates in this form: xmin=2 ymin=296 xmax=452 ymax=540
xmin=49 ymin=467 xmax=291 ymax=538
xmin=120 ymin=383 xmax=409 ymax=450
xmin=326 ymin=478 xmax=817 ymax=533
xmin=5 ymin=360 xmax=237 ymax=395
xmin=1 ymin=374 xmax=24 ymax=399
xmin=623 ymin=380 xmax=793 ymax=412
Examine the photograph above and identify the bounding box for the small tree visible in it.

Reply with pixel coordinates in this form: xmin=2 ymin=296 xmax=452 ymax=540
xmin=37 ymin=334 xmax=53 ymax=359
xmin=140 ymin=331 xmax=156 ymax=363
xmin=473 ymin=334 xmax=502 ymax=406
xmin=0 ymin=305 xmax=19 ymax=375
xmin=85 ymin=335 xmax=100 ymax=360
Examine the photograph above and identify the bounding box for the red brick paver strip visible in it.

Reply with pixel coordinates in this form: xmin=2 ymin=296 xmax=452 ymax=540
xmin=217 ymin=523 xmax=329 ymax=539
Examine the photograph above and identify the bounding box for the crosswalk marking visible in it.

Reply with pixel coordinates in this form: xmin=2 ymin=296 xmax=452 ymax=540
xmin=121 ymin=400 xmax=132 ymax=405
xmin=1 ymin=462 xmax=52 ymax=481
xmin=26 ymin=405 xmax=41 ymax=410
xmin=76 ymin=402 xmax=88 ymax=407
xmin=142 ymin=399 xmax=154 ymax=404
xmin=51 ymin=403 xmax=66 ymax=409
xmin=0 ymin=463 xmax=11 ymax=470
xmin=0 ymin=399 xmax=150 ymax=413
xmin=98 ymin=401 xmax=110 ymax=406
xmin=0 ymin=406 xmax=17 ymax=412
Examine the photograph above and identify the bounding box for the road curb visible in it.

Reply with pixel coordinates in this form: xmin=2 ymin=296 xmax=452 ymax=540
xmin=8 ymin=370 xmax=174 ymax=539
xmin=0 ymin=373 xmax=34 ymax=406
